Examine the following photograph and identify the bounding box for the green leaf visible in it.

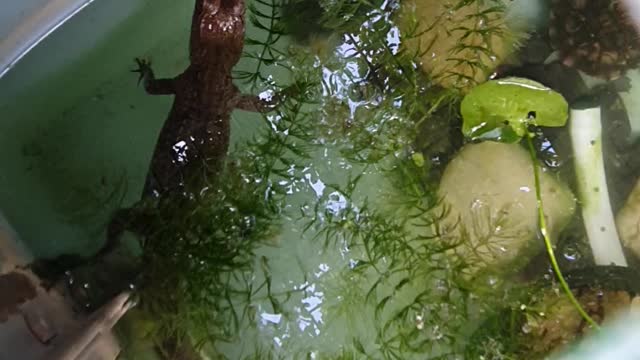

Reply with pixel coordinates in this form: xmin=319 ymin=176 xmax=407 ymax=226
xmin=460 ymin=77 xmax=568 ymax=142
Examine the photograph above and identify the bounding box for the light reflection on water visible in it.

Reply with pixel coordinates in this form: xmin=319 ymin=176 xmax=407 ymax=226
xmin=7 ymin=0 xmax=640 ymax=358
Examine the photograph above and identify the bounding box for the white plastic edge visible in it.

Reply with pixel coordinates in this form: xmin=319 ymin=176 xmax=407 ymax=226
xmin=0 ymin=0 xmax=96 ymax=79
xmin=569 ymin=107 xmax=628 ymax=267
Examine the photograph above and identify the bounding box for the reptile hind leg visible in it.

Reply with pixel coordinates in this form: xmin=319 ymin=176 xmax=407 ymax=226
xmin=26 ymin=207 xmax=137 ymax=291
xmin=91 ymin=208 xmax=133 ymax=260
xmin=97 ymin=205 xmax=154 ymax=259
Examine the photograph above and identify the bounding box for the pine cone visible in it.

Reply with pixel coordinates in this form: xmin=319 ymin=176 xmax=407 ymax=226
xmin=549 ymin=0 xmax=640 ymax=80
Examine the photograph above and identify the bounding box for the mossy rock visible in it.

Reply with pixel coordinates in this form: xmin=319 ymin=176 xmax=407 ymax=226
xmin=398 ymin=0 xmax=526 ymax=91
xmin=438 ymin=142 xmax=576 ymax=276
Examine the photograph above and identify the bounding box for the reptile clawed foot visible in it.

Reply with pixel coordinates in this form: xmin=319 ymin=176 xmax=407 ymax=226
xmin=131 ymin=58 xmax=153 ymax=85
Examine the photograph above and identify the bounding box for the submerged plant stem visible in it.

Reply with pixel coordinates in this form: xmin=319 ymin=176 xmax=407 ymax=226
xmin=525 ymin=133 xmax=599 ymax=330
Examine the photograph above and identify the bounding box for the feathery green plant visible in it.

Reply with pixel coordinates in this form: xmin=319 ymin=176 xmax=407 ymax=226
xmin=122 ymin=0 xmax=549 ymax=358
xmin=129 ymin=68 xmax=320 ymax=358
xmin=440 ymin=0 xmax=512 ymax=88
xmin=117 ymin=0 xmax=329 ymax=349
xmin=287 ymin=1 xmax=591 ymax=359
xmin=237 ymin=0 xmax=287 ymax=88
xmin=292 ymin=3 xmax=543 ymax=359
xmin=314 ymin=4 xmax=461 ymax=166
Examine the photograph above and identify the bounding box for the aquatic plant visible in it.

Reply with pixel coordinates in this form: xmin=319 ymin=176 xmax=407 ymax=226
xmin=398 ymin=0 xmax=528 ymax=91
xmin=292 ymin=1 xmax=640 ymax=358
xmin=236 ymin=0 xmax=287 ymax=88
xmin=226 ymin=1 xmax=574 ymax=359
xmin=460 ymin=77 xmax=568 ymax=142
xmin=89 ymin=0 xmax=327 ymax=353
xmin=459 ymin=76 xmax=600 ymax=327
xmin=287 ymin=3 xmax=561 ymax=359
xmin=132 ymin=75 xmax=319 ymax=352
xmin=116 ymin=0 xmax=561 ymax=358
xmin=312 ymin=1 xmax=461 ymax=165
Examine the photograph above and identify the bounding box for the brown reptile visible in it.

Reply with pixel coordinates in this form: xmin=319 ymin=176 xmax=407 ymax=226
xmin=135 ymin=0 xmax=272 ymax=196
xmin=102 ymin=0 xmax=276 ymax=257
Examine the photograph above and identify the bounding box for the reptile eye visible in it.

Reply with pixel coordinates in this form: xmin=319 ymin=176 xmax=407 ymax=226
xmin=527 ymin=111 xmax=536 ymax=119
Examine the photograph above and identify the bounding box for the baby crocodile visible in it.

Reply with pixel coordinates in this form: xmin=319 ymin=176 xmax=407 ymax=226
xmin=104 ymin=0 xmax=274 ymax=256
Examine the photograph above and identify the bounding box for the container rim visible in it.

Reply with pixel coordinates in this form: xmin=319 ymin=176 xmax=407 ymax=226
xmin=0 ymin=0 xmax=96 ymax=79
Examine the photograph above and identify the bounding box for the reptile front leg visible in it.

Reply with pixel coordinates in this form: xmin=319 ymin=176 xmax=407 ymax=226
xmin=230 ymin=82 xmax=303 ymax=113
xmin=230 ymin=93 xmax=277 ymax=112
xmin=132 ymin=58 xmax=177 ymax=95
xmin=231 ymin=80 xmax=311 ymax=112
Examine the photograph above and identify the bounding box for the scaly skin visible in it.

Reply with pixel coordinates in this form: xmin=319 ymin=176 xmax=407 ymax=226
xmin=137 ymin=0 xmax=269 ymax=196
xmin=102 ymin=0 xmax=273 ymax=256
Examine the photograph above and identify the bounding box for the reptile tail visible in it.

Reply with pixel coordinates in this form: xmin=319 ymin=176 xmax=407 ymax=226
xmin=27 ymin=208 xmax=137 ymax=292
xmin=92 ymin=208 xmax=131 ymax=260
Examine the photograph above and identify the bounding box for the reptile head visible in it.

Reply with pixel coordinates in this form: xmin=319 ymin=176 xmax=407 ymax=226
xmin=190 ymin=0 xmax=245 ymax=66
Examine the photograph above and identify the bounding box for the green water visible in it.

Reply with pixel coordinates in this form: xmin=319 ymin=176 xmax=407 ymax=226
xmin=0 ymin=0 xmax=543 ymax=358
xmin=3 ymin=0 xmax=640 ymax=359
